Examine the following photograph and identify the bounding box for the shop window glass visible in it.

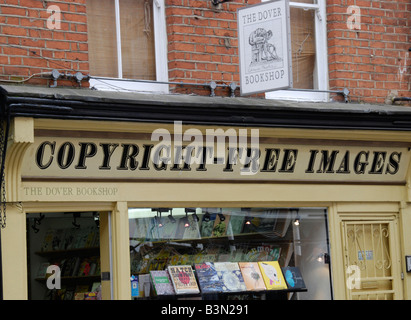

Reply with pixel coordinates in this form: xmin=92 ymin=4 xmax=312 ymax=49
xmin=128 ymin=207 xmax=332 ymax=300
xmin=26 ymin=212 xmax=103 ymax=300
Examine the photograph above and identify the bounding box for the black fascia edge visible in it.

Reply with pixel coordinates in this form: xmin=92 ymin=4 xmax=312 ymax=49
xmin=1 ymin=85 xmax=411 ymax=131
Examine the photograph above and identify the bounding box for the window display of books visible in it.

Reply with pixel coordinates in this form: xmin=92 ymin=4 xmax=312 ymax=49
xmin=34 ymin=224 xmax=101 ymax=300
xmin=133 ymin=261 xmax=306 ymax=299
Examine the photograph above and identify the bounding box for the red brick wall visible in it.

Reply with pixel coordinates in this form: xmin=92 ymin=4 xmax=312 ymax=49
xmin=0 ymin=0 xmax=89 ymax=87
xmin=0 ymin=0 xmax=409 ymax=104
xmin=327 ymin=0 xmax=411 ymax=104
xmin=166 ymin=0 xmax=260 ymax=97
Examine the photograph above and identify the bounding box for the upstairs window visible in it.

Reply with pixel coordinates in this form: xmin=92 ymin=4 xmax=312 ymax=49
xmin=86 ymin=0 xmax=168 ymax=92
xmin=265 ymin=0 xmax=328 ymax=101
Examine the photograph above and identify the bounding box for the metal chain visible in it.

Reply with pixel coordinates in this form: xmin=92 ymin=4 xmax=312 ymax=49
xmin=1 ymin=170 xmax=5 ymax=228
xmin=0 ymin=117 xmax=6 ymax=229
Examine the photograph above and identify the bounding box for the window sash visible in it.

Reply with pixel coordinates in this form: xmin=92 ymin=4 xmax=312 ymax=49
xmin=89 ymin=0 xmax=169 ymax=93
xmin=265 ymin=0 xmax=328 ymax=101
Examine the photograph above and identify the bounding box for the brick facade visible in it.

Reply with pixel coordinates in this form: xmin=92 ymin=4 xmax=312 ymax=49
xmin=327 ymin=0 xmax=410 ymax=104
xmin=0 ymin=0 xmax=88 ymax=87
xmin=0 ymin=0 xmax=409 ymax=103
xmin=166 ymin=0 xmax=259 ymax=96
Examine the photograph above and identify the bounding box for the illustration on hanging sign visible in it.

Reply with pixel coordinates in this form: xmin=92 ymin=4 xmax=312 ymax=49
xmin=238 ymin=0 xmax=292 ymax=95
xmin=247 ymin=26 xmax=282 ymax=72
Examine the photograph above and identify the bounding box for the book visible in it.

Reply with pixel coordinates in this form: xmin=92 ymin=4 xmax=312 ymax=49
xmin=60 ymin=228 xmax=76 ymax=250
xmin=36 ymin=262 xmax=50 ymax=279
xmin=63 ymin=286 xmax=76 ymax=300
xmin=74 ymin=227 xmax=90 ymax=248
xmin=131 ymin=275 xmax=139 ymax=297
xmin=84 ymin=292 xmax=97 ymax=300
xmin=199 ymin=213 xmax=217 ymax=237
xmin=281 ymin=267 xmax=306 ymax=290
xmin=214 ymin=262 xmax=246 ymax=292
xmin=84 ymin=226 xmax=98 ymax=247
xmin=139 ymin=274 xmax=152 ymax=297
xmin=258 ymin=261 xmax=287 ymax=290
xmin=194 ymin=262 xmax=224 ymax=293
xmin=211 ymin=214 xmax=232 ymax=237
xmin=51 ymin=229 xmax=64 ymax=251
xmin=61 ymin=256 xmax=79 ymax=277
xmin=88 ymin=256 xmax=99 ymax=275
xmin=238 ymin=262 xmax=266 ymax=291
xmin=91 ymin=282 xmax=101 ymax=292
xmin=229 ymin=214 xmax=245 ymax=235
xmin=77 ymin=258 xmax=92 ymax=276
xmin=150 ymin=270 xmax=175 ymax=295
xmin=167 ymin=265 xmax=200 ymax=294
xmin=41 ymin=229 xmax=55 ymax=252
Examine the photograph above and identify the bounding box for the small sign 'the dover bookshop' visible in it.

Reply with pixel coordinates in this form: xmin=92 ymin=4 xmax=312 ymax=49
xmin=237 ymin=0 xmax=292 ymax=95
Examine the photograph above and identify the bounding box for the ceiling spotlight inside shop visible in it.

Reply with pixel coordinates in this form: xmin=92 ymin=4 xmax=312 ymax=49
xmin=218 ymin=213 xmax=225 ymax=221
xmin=156 ymin=216 xmax=163 ymax=228
xmin=242 ymin=208 xmax=251 ymax=225
xmin=291 ymin=208 xmax=300 ymax=226
xmin=203 ymin=212 xmax=211 ymax=222
xmin=192 ymin=212 xmax=199 ymax=222
xmin=185 ymin=208 xmax=198 ymax=221
xmin=31 ymin=213 xmax=45 ymax=233
xmin=316 ymin=253 xmax=330 ymax=264
xmin=183 ymin=213 xmax=190 ymax=228
xmin=93 ymin=212 xmax=99 ymax=228
xmin=168 ymin=212 xmax=176 ymax=223
xmin=159 ymin=212 xmax=165 ymax=227
xmin=35 ymin=212 xmax=45 ymax=225
xmin=72 ymin=213 xmax=81 ymax=229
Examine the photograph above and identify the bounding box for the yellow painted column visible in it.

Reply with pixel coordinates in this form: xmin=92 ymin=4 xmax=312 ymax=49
xmin=111 ymin=202 xmax=131 ymax=300
xmin=1 ymin=203 xmax=27 ymax=299
xmin=99 ymin=211 xmax=112 ymax=300
xmin=400 ymin=203 xmax=411 ymax=300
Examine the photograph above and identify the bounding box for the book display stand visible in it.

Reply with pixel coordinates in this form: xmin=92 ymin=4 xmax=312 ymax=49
xmin=130 ymin=209 xmax=308 ymax=300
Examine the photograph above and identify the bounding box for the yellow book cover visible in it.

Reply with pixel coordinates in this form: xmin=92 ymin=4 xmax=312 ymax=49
xmin=258 ymin=261 xmax=288 ymax=290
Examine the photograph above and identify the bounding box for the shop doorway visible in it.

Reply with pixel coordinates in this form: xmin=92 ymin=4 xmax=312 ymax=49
xmin=26 ymin=211 xmax=111 ymax=300
xmin=342 ymin=216 xmax=403 ymax=300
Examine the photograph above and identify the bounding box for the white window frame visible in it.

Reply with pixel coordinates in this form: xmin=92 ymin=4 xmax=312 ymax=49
xmin=89 ymin=0 xmax=169 ymax=93
xmin=265 ymin=0 xmax=329 ymax=102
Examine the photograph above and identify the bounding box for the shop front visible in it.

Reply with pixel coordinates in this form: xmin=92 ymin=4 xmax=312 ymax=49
xmin=1 ymin=85 xmax=411 ymax=300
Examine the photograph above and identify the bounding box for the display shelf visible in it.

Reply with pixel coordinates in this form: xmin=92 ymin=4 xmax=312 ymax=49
xmin=134 ymin=287 xmax=307 ymax=300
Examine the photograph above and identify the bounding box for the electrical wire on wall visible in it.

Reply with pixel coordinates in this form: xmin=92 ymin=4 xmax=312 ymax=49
xmin=0 ymin=72 xmax=52 ymax=84
xmin=0 ymin=40 xmax=86 ymax=86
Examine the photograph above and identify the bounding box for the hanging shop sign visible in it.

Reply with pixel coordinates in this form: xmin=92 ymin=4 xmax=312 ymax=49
xmin=21 ymin=135 xmax=411 ymax=184
xmin=237 ymin=0 xmax=292 ymax=95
